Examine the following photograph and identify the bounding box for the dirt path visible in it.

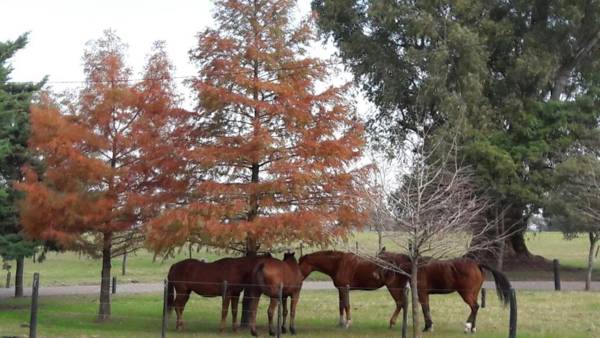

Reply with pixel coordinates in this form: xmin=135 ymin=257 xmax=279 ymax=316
xmin=1 ymin=280 xmax=598 ymax=299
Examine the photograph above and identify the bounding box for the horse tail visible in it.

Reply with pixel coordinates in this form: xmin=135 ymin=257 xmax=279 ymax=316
xmin=166 ymin=266 xmax=176 ymax=315
xmin=479 ymin=264 xmax=512 ymax=307
xmin=253 ymin=262 xmax=266 ymax=294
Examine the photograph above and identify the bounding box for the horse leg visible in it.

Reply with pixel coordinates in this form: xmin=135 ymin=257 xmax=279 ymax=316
xmin=458 ymin=289 xmax=480 ymax=333
xmin=250 ymin=289 xmax=262 ymax=337
xmin=387 ymin=285 xmax=405 ymax=328
xmin=267 ymin=297 xmax=278 ymax=336
xmin=174 ymin=290 xmax=191 ymax=331
xmin=220 ymin=293 xmax=231 ymax=332
xmin=337 ymin=288 xmax=346 ymax=327
xmin=231 ymin=293 xmax=240 ymax=332
xmin=289 ymin=291 xmax=300 ymax=335
xmin=419 ymin=292 xmax=433 ymax=332
xmin=281 ymin=296 xmax=289 ymax=334
xmin=344 ymin=288 xmax=352 ymax=328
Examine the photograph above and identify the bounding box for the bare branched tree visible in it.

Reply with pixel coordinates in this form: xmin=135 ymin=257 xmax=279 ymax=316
xmin=365 ymin=135 xmax=512 ymax=338
xmin=362 ymin=154 xmax=398 ymax=252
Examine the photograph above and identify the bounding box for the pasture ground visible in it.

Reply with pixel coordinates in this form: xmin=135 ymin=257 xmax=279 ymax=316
xmin=2 ymin=231 xmax=598 ymax=288
xmin=1 ymin=289 xmax=599 ymax=338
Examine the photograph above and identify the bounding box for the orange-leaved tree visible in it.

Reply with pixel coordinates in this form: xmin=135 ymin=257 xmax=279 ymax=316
xmin=17 ymin=31 xmax=187 ymax=321
xmin=146 ymin=0 xmax=367 ymax=255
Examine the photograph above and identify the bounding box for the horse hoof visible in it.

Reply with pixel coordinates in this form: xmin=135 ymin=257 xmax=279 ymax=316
xmin=290 ymin=327 xmax=296 ymax=335
xmin=281 ymin=326 xmax=287 ymax=334
xmin=471 ymin=327 xmax=477 ymax=334
xmin=251 ymin=329 xmax=258 ymax=337
xmin=464 ymin=322 xmax=472 ymax=333
xmin=269 ymin=330 xmax=275 ymax=336
xmin=344 ymin=320 xmax=352 ymax=329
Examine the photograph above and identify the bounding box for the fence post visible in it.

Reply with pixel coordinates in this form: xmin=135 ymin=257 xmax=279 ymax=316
xmin=508 ymin=288 xmax=517 ymax=338
xmin=481 ymin=288 xmax=486 ymax=308
xmin=161 ymin=279 xmax=168 ymax=338
xmin=277 ymin=283 xmax=283 ymax=338
xmin=5 ymin=271 xmax=10 ymax=288
xmin=355 ymin=241 xmax=359 ymax=253
xmin=401 ymin=282 xmax=409 ymax=338
xmin=122 ymin=252 xmax=127 ymax=276
xmin=112 ymin=276 xmax=116 ymax=294
xmin=553 ymin=259 xmax=561 ymax=291
xmin=29 ymin=272 xmax=40 ymax=338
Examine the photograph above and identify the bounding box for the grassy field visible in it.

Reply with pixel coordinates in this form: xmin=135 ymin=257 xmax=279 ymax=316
xmin=3 ymin=231 xmax=598 ymax=287
xmin=1 ymin=289 xmax=599 ymax=338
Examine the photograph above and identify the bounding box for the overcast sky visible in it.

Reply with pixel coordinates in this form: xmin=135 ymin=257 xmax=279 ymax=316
xmin=2 ymin=0 xmax=390 ymax=171
xmin=1 ymin=0 xmax=325 ymax=93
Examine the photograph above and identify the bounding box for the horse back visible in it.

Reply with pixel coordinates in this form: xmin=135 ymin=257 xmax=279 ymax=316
xmin=421 ymin=258 xmax=484 ymax=294
xmin=336 ymin=254 xmax=385 ymax=290
xmin=255 ymin=257 xmax=303 ymax=297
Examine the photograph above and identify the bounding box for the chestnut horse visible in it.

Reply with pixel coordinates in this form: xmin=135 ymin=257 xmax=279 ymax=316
xmin=298 ymin=250 xmax=405 ymax=328
xmin=378 ymin=249 xmax=512 ymax=333
xmin=166 ymin=254 xmax=271 ymax=331
xmin=249 ymin=252 xmax=304 ymax=336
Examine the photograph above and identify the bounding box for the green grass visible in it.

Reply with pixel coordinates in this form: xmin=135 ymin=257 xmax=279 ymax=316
xmin=1 ymin=289 xmax=599 ymax=337
xmin=3 ymin=231 xmax=598 ymax=287
xmin=524 ymin=232 xmax=599 ymax=270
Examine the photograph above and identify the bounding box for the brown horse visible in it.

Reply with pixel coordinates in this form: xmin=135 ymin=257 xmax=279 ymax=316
xmin=249 ymin=252 xmax=304 ymax=336
xmin=378 ymin=249 xmax=512 ymax=333
xmin=298 ymin=250 xmax=405 ymax=328
xmin=166 ymin=254 xmax=271 ymax=331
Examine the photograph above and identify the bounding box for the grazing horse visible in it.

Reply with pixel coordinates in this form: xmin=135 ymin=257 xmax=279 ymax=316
xmin=249 ymin=252 xmax=304 ymax=336
xmin=298 ymin=250 xmax=405 ymax=328
xmin=379 ymin=249 xmax=512 ymax=333
xmin=166 ymin=254 xmax=271 ymax=331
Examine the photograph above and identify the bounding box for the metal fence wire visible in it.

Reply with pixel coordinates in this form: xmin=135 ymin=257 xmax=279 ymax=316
xmin=8 ymin=274 xmax=517 ymax=338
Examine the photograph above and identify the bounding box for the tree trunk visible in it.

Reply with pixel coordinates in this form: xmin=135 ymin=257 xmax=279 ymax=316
xmin=496 ymin=208 xmax=505 ymax=270
xmin=14 ymin=255 xmax=24 ymax=298
xmin=98 ymin=231 xmax=112 ymax=321
xmin=472 ymin=205 xmax=532 ymax=263
xmin=586 ymin=232 xmax=598 ymax=291
xmin=377 ymin=229 xmax=383 ymax=252
xmin=502 ymin=206 xmax=532 ymax=259
xmin=240 ymin=236 xmax=259 ymax=327
xmin=507 ymin=231 xmax=531 ymax=256
xmin=410 ymin=261 xmax=420 ymax=338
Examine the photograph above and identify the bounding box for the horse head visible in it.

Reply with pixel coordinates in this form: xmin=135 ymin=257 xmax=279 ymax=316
xmin=283 ymin=251 xmax=296 ymax=262
xmin=298 ymin=253 xmax=313 ymax=278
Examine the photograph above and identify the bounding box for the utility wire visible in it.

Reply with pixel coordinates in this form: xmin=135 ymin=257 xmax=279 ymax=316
xmin=8 ymin=60 xmax=348 ymax=86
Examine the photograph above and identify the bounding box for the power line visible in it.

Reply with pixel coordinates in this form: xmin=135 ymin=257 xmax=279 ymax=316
xmin=10 ymin=60 xmax=348 ymax=87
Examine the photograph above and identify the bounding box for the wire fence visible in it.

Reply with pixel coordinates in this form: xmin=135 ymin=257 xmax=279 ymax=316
xmin=1 ymin=274 xmax=518 ymax=338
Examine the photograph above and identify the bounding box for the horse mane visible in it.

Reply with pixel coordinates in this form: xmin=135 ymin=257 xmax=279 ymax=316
xmin=309 ymin=250 xmax=346 ymax=258
xmin=298 ymin=250 xmax=348 ymax=276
